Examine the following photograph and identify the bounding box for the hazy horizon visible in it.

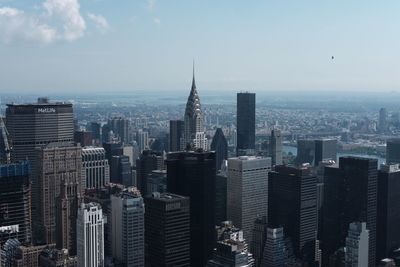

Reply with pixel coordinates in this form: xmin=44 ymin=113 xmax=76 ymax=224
xmin=1 ymin=0 xmax=400 ymax=93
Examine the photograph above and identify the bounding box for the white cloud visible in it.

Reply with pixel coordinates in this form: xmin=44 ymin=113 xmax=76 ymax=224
xmin=0 ymin=7 xmax=57 ymax=44
xmin=0 ymin=0 xmax=107 ymax=44
xmin=43 ymin=0 xmax=86 ymax=41
xmin=153 ymin=17 xmax=160 ymax=25
xmin=88 ymin=13 xmax=109 ymax=33
xmin=147 ymin=0 xmax=155 ymax=10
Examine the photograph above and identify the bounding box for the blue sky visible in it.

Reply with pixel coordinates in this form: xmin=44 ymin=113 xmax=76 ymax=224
xmin=0 ymin=0 xmax=399 ymax=93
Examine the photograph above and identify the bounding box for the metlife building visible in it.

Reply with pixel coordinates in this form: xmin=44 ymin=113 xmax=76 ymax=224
xmin=5 ymin=97 xmax=74 ymax=231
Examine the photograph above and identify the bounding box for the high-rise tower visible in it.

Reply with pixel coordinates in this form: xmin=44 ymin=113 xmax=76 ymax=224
xmin=345 ymin=222 xmax=369 ymax=267
xmin=322 ymin=157 xmax=377 ymax=266
xmin=268 ymin=165 xmax=317 ymax=264
xmin=269 ymin=129 xmax=283 ymax=166
xmin=0 ymin=161 xmax=31 ymax=245
xmin=183 ymin=64 xmax=207 ymax=150
xmin=144 ymin=192 xmax=190 ymax=266
xmin=82 ymin=147 xmax=110 ymax=190
xmin=210 ymin=128 xmax=228 ymax=170
xmin=378 ymin=108 xmax=388 ymax=134
xmin=169 ymin=120 xmax=184 ymax=152
xmin=36 ymin=144 xmax=83 ymax=253
xmin=227 ymin=156 xmax=271 ymax=244
xmin=111 ymin=187 xmax=145 ymax=267
xmin=377 ymin=164 xmax=400 ymax=260
xmin=77 ymin=202 xmax=105 ymax=267
xmin=6 ymin=98 xmax=74 ymax=227
xmin=237 ymin=92 xmax=256 ymax=156
xmin=166 ymin=150 xmax=216 ymax=266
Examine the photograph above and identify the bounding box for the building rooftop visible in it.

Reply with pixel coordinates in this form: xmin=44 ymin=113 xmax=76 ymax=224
xmin=149 ymin=192 xmax=188 ymax=201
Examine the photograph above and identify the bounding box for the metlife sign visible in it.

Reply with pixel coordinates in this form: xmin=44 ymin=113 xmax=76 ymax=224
xmin=37 ymin=107 xmax=56 ymax=114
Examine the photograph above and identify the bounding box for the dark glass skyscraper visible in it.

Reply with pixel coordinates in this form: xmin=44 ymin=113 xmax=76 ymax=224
xmin=144 ymin=192 xmax=190 ymax=267
xmin=110 ymin=155 xmax=132 ymax=186
xmin=377 ymin=164 xmax=400 ymax=261
xmin=297 ymin=139 xmax=337 ymax=166
xmin=210 ymin=128 xmax=228 ymax=170
xmin=386 ymin=138 xmax=400 ymax=164
xmin=236 ymin=92 xmax=255 ymax=156
xmin=169 ymin=120 xmax=184 ymax=152
xmin=268 ymin=165 xmax=317 ymax=264
xmin=0 ymin=161 xmax=31 ymax=245
xmin=314 ymin=139 xmax=337 ymax=165
xmin=136 ymin=150 xmax=162 ymax=196
xmin=166 ymin=150 xmax=216 ymax=267
xmin=215 ymin=170 xmax=227 ymax=224
xmin=322 ymin=157 xmax=377 ymax=266
xmin=378 ymin=108 xmax=388 ymax=134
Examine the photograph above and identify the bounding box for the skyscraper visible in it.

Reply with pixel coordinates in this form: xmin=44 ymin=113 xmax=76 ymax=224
xmin=386 ymin=138 xmax=400 ymax=164
xmin=108 ymin=117 xmax=130 ymax=144
xmin=314 ymin=139 xmax=337 ymax=165
xmin=297 ymin=139 xmax=337 ymax=166
xmin=211 ymin=128 xmax=228 ymax=170
xmin=251 ymin=216 xmax=268 ymax=267
xmin=268 ymin=165 xmax=317 ymax=264
xmin=111 ymin=187 xmax=144 ymax=267
xmin=169 ymin=120 xmax=184 ymax=152
xmin=110 ymin=155 xmax=132 ymax=186
xmin=296 ymin=139 xmax=315 ymax=165
xmin=0 ymin=161 xmax=31 ymax=245
xmin=82 ymin=147 xmax=110 ymax=189
xmin=36 ymin=144 xmax=83 ymax=253
xmin=379 ymin=108 xmax=388 ymax=134
xmin=322 ymin=157 xmax=377 ymax=266
xmin=136 ymin=150 xmax=162 ymax=196
xmin=183 ymin=65 xmax=207 ymax=150
xmin=144 ymin=192 xmax=190 ymax=267
xmin=146 ymin=170 xmax=167 ymax=194
xmin=215 ymin=166 xmax=228 ymax=224
xmin=227 ymin=156 xmax=270 ymax=244
xmin=84 ymin=184 xmax=124 ymax=258
xmin=74 ymin=130 xmax=93 ymax=147
xmin=88 ymin=122 xmax=101 ymax=144
xmin=236 ymin=92 xmax=256 ymax=156
xmin=260 ymin=228 xmax=286 ymax=267
xmin=136 ymin=129 xmax=149 ymax=153
xmin=345 ymin=222 xmax=369 ymax=267
xmin=166 ymin=150 xmax=216 ymax=266
xmin=77 ymin=202 xmax=105 ymax=267
xmin=377 ymin=164 xmax=400 ymax=261
xmin=269 ymin=129 xmax=283 ymax=166
xmin=6 ymin=98 xmax=74 ymax=224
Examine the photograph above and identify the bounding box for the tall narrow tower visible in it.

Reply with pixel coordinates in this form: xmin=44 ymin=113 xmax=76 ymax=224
xmin=236 ymin=92 xmax=256 ymax=156
xmin=183 ymin=63 xmax=207 ymax=150
xmin=77 ymin=202 xmax=105 ymax=267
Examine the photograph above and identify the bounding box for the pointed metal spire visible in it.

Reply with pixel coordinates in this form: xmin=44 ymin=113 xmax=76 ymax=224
xmin=191 ymin=59 xmax=196 ymax=90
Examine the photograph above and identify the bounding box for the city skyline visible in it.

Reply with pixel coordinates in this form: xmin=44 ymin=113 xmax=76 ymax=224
xmin=1 ymin=0 xmax=400 ymax=93
xmin=2 ymin=2 xmax=400 ymax=266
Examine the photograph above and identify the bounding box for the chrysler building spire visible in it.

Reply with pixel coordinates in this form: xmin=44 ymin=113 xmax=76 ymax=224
xmin=191 ymin=60 xmax=196 ymax=90
xmin=183 ymin=63 xmax=207 ymax=150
